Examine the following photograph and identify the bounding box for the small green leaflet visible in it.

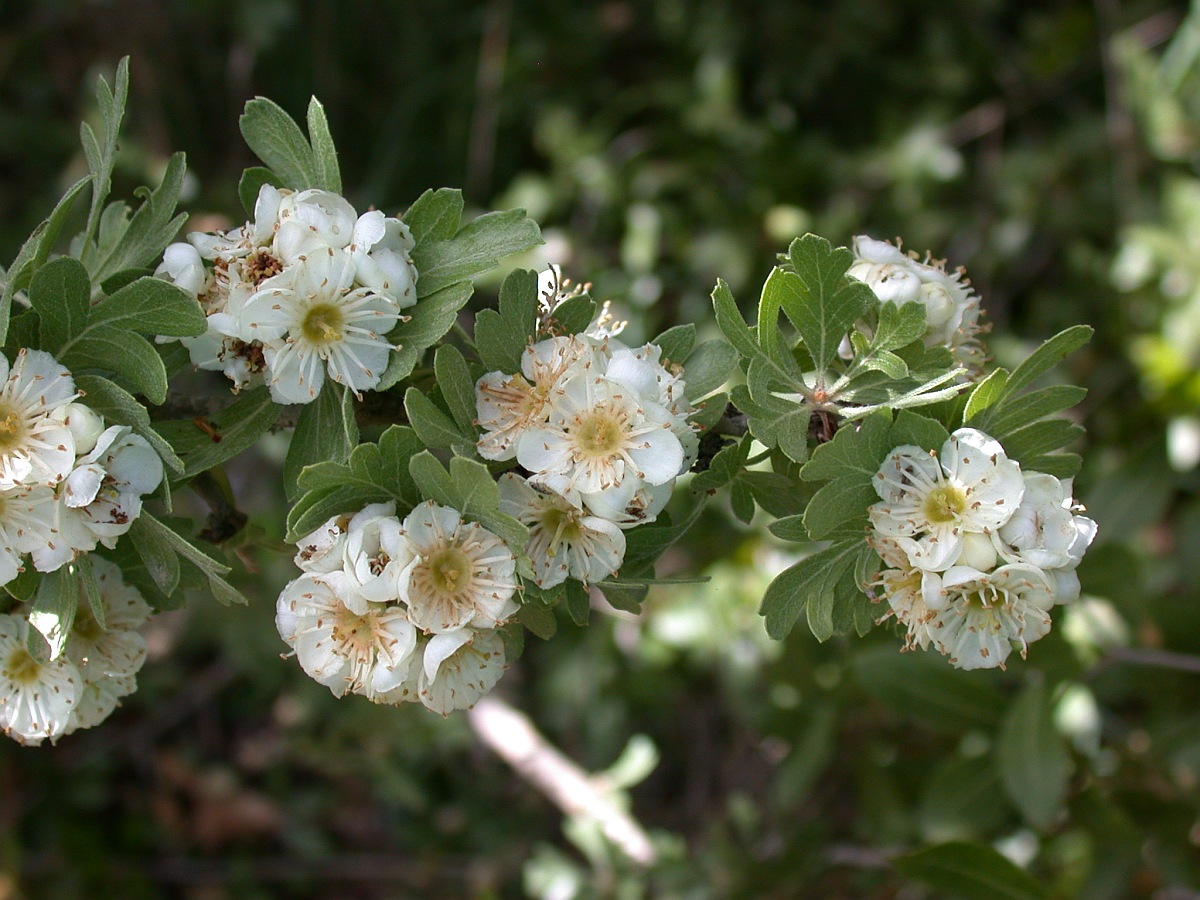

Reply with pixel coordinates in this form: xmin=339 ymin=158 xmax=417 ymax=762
xmin=403 ymin=188 xmax=465 ymax=245
xmin=759 ymin=539 xmax=873 ymax=641
xmin=154 ymin=386 xmax=280 ymax=478
xmin=284 ymin=382 xmax=359 ymax=501
xmin=378 ymin=280 xmax=475 ymax=389
xmin=475 ymin=268 xmax=539 ymax=374
xmin=411 ymin=208 xmax=543 ymax=299
xmin=408 ymin=452 xmax=529 ymax=557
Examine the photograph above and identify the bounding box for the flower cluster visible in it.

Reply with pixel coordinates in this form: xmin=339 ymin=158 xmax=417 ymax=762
xmin=156 ymin=185 xmax=418 ymax=404
xmin=477 ymin=329 xmax=696 ymax=589
xmin=848 ymin=235 xmax=986 ymax=373
xmin=277 ymin=501 xmax=518 ymax=714
xmin=0 ymin=557 xmax=152 ymax=745
xmin=867 ymin=428 xmax=1096 ymax=670
xmin=0 ymin=350 xmax=163 ymax=587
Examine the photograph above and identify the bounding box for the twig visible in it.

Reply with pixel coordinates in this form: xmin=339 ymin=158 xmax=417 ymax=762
xmin=467 ymin=696 xmax=658 ymax=866
xmin=1095 ymin=646 xmax=1200 ymax=675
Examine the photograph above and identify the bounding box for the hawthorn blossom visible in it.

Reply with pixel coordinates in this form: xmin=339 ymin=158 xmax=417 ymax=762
xmin=59 ymin=426 xmax=164 ymax=553
xmin=0 ymin=349 xmax=78 ymax=488
xmin=0 ymin=614 xmax=80 ymax=745
xmin=848 ymin=235 xmax=987 ymax=372
xmin=417 ymin=628 xmax=507 ymax=715
xmin=332 ymin=503 xmax=411 ymax=609
xmin=397 ymin=502 xmax=519 ymax=634
xmin=868 ymin=428 xmax=1024 ymax=571
xmin=65 ymin=556 xmax=152 ymax=677
xmin=926 ymin=564 xmax=1056 ymax=670
xmin=499 ymin=473 xmax=626 ymax=588
xmin=240 ymin=246 xmax=403 ymax=403
xmin=0 ymin=484 xmax=67 ymax=584
xmin=276 ymin=574 xmax=417 ymax=700
xmin=517 ymin=372 xmax=684 ymax=508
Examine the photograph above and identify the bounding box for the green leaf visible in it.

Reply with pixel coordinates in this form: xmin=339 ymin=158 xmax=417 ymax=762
xmin=408 ymin=452 xmax=530 ymax=553
xmin=378 ymin=280 xmax=475 ymax=389
xmin=1021 ymin=452 xmax=1081 ymax=479
xmin=75 ymin=375 xmax=184 ymax=474
xmin=305 ymin=97 xmax=342 ymax=193
xmin=412 ymin=208 xmax=543 ymax=298
xmin=1001 ymin=419 xmax=1085 ymax=463
xmin=476 ymin=268 xmax=539 ymax=373
xmin=284 ymin=383 xmax=358 ymax=500
xmin=238 ymin=166 xmax=285 ymax=218
xmin=77 ymin=276 xmax=206 ymax=342
xmin=964 ymin=368 xmax=1010 ymax=422
xmin=779 ymin=234 xmax=875 ymax=376
xmin=127 ymin=515 xmax=182 ymax=596
xmin=30 ymin=257 xmax=91 ymax=352
xmin=434 ymin=345 xmax=478 ymax=432
xmin=595 ymin=579 xmax=650 ymax=612
xmin=739 ymin=471 xmax=814 ymax=518
xmin=682 ymin=339 xmax=738 ymax=400
xmin=378 ymin=425 xmax=424 ymax=505
xmin=1002 ymin=325 xmax=1093 ymax=399
xmin=888 ymin=410 xmax=950 ymax=452
xmin=652 ymin=324 xmax=697 ymax=365
xmin=802 ymin=476 xmax=878 ymax=540
xmin=852 ymin=646 xmax=1008 ymax=732
xmin=62 ymin=328 xmax=168 ymax=404
xmin=518 ymin=602 xmax=558 ymax=640
xmin=860 ymin=349 xmax=908 ymax=379
xmin=403 ymin=188 xmax=465 ymax=245
xmin=870 ymin=301 xmax=927 ymax=352
xmin=767 ymin=514 xmax=808 ymax=542
xmin=0 ymin=175 xmax=91 ymax=345
xmin=547 ymin=294 xmax=595 ymax=334
xmin=982 ymin=385 xmax=1088 ymax=440
xmin=89 ymin=153 xmax=189 ymax=283
xmin=733 ymin=380 xmax=811 ymax=462
xmin=801 ymin=412 xmax=892 ymax=482
xmin=621 ymin=501 xmax=706 ymax=575
xmin=405 ymin=387 xmax=469 ymax=449
xmin=894 ymin=842 xmax=1048 ymax=900
xmin=997 ymin=681 xmax=1071 ymax=831
xmin=239 ymin=97 xmax=319 ymax=190
xmin=730 ymin=478 xmax=756 ymax=523
xmin=919 ymin=755 xmax=1010 ymax=842
xmin=29 ymin=566 xmax=79 ymax=660
xmin=564 ymin=581 xmax=590 ymax=626
xmin=137 ymin=514 xmax=245 ymax=606
xmin=154 ymin=386 xmax=279 ymax=477
xmin=79 ymin=58 xmax=129 ymax=263
xmin=692 ymin=436 xmax=750 ymax=493
xmin=712 ymin=279 xmax=759 ymax=363
xmin=760 ymin=539 xmax=861 ymax=640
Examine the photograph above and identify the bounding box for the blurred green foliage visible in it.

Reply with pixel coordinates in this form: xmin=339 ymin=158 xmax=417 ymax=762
xmin=2 ymin=0 xmax=1199 ymax=897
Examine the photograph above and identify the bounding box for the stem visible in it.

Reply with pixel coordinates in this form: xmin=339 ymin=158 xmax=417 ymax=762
xmin=468 ymin=696 xmax=658 ymax=866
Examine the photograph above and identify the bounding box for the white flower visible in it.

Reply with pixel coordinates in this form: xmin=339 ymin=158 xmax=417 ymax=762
xmin=348 ymin=212 xmax=419 ymax=308
xmin=293 ymin=513 xmax=352 ymax=575
xmin=274 ymin=188 xmax=360 ymax=262
xmin=517 ymin=372 xmax=684 ymax=508
xmin=0 ymin=484 xmax=67 ymax=583
xmin=65 ymin=556 xmax=152 ymax=677
xmin=61 ymin=402 xmax=105 ymax=456
xmin=475 ymin=335 xmax=602 ymax=461
xmin=397 ymin=502 xmax=519 ymax=634
xmin=868 ymin=536 xmax=942 ymax=650
xmin=849 ymin=236 xmax=986 ymax=372
xmin=154 ymin=242 xmax=211 ymax=297
xmin=993 ymin=473 xmax=1097 ymax=574
xmin=605 ymin=341 xmax=698 ymax=467
xmin=0 ymin=614 xmax=80 ymax=745
xmin=579 ymin=477 xmax=673 ymax=528
xmin=417 ymin=628 xmax=507 ymax=715
xmin=276 ymin=574 xmax=417 ymax=700
xmin=868 ymin=428 xmax=1024 ymax=571
xmin=499 ymin=473 xmax=625 ymax=588
xmin=60 ymin=425 xmax=164 ymax=552
xmin=927 ymin=563 xmax=1056 ymax=670
xmin=332 ymin=503 xmax=411 ymax=610
xmin=63 ymin=671 xmax=136 ymax=735
xmin=0 ymin=349 xmax=78 ymax=488
xmin=240 ymin=246 xmax=403 ymax=403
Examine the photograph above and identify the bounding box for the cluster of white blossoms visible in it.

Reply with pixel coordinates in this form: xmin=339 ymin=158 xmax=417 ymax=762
xmin=848 ymin=235 xmax=987 ymax=373
xmin=0 ymin=557 xmax=152 ymax=745
xmin=155 ymin=185 xmax=418 ymax=404
xmin=0 ymin=349 xmax=163 ymax=587
xmin=277 ymin=501 xmax=518 ymax=715
xmin=477 ymin=323 xmax=697 ymax=589
xmin=867 ymin=428 xmax=1096 ymax=670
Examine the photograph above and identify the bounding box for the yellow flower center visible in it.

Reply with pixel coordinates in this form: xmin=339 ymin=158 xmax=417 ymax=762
xmin=575 ymin=410 xmax=624 ymax=457
xmin=0 ymin=401 xmax=26 ymax=453
xmin=300 ymin=303 xmax=345 ymax=345
xmin=539 ymin=506 xmax=582 ymax=543
xmin=5 ymin=647 xmax=42 ymax=685
xmin=923 ymin=483 xmax=967 ymax=525
xmin=427 ymin=547 xmax=473 ymax=597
